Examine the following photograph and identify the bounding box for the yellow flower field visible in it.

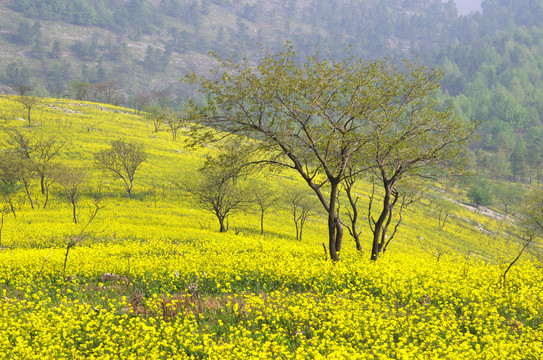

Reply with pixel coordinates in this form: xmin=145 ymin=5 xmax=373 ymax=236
xmin=0 ymin=97 xmax=541 ymax=359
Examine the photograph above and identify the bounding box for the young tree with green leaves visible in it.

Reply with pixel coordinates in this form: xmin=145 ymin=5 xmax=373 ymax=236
xmin=428 ymin=193 xmax=456 ymax=230
xmin=250 ymin=182 xmax=279 ymax=236
xmin=179 ymin=142 xmax=249 ymax=232
xmin=2 ymin=129 xmax=64 ymax=208
xmin=467 ymin=178 xmax=493 ymax=208
xmin=492 ymin=182 xmax=524 ymax=215
xmin=1 ymin=130 xmax=38 ymax=209
xmin=284 ymin=186 xmax=317 ymax=241
xmin=14 ymin=95 xmax=40 ymax=126
xmin=94 ymin=140 xmax=147 ymax=198
xmin=56 ymin=166 xmax=86 ymax=224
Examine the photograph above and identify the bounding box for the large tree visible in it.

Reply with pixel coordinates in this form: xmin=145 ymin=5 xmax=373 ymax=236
xmin=186 ymin=45 xmax=474 ymax=261
xmin=360 ymin=63 xmax=474 ymax=260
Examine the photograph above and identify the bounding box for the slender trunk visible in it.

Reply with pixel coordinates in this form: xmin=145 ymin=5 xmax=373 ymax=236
xmin=72 ymin=201 xmax=77 ymax=224
xmin=63 ymin=202 xmax=101 ymax=281
xmin=0 ymin=211 xmax=4 ymax=247
xmin=381 ymin=193 xmax=402 ymax=254
xmin=43 ymin=183 xmax=50 ymax=209
xmin=345 ymin=181 xmax=362 ymax=251
xmin=40 ymin=174 xmax=46 ymax=195
xmin=38 ymin=247 xmax=52 ymax=277
xmin=292 ymin=206 xmax=299 ymax=240
xmin=260 ymin=209 xmax=264 ymax=235
xmin=299 ymin=222 xmax=303 ymax=241
xmin=23 ymin=180 xmax=35 ymax=210
xmin=379 ymin=194 xmax=396 ymax=253
xmin=27 ymin=108 xmax=31 ymax=126
xmin=371 ymin=183 xmax=391 ymax=261
xmin=328 ymin=180 xmax=342 ymax=261
xmin=122 ymin=177 xmax=133 ymax=198
xmin=62 ymin=243 xmax=72 ymax=280
xmin=8 ymin=200 xmax=16 ymax=218
xmin=43 ymin=189 xmax=49 ymax=209
xmin=503 ymin=236 xmax=532 ymax=287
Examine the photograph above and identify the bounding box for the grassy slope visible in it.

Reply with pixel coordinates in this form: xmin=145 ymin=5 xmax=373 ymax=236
xmin=0 ymin=97 xmax=541 ymax=359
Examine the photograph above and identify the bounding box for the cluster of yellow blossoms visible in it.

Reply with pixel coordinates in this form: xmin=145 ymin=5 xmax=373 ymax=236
xmin=1 ymin=231 xmax=542 ymax=359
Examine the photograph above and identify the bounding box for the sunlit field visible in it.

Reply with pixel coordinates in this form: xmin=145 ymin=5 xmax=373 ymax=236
xmin=0 ymin=97 xmax=541 ymax=359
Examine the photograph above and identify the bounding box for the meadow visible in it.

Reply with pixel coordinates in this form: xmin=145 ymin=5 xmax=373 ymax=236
xmin=0 ymin=96 xmax=541 ymax=359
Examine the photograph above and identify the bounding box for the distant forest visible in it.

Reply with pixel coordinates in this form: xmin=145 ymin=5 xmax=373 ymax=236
xmin=3 ymin=0 xmax=543 ymax=186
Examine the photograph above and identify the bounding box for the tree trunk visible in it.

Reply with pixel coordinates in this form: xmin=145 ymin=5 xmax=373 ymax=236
xmin=27 ymin=108 xmax=32 ymax=126
xmin=327 ymin=180 xmax=342 ymax=261
xmin=72 ymin=201 xmax=77 ymax=224
xmin=8 ymin=200 xmax=16 ymax=218
xmin=40 ymin=174 xmax=46 ymax=195
xmin=371 ymin=183 xmax=391 ymax=261
xmin=345 ymin=180 xmax=362 ymax=251
xmin=335 ymin=215 xmax=343 ymax=252
xmin=127 ymin=183 xmax=133 ymax=198
xmin=0 ymin=211 xmax=4 ymax=247
xmin=23 ymin=180 xmax=35 ymax=210
xmin=260 ymin=210 xmax=264 ymax=235
xmin=353 ymin=230 xmax=362 ymax=251
xmin=379 ymin=193 xmax=398 ymax=253
xmin=43 ymin=184 xmax=50 ymax=209
xmin=218 ymin=216 xmax=226 ymax=232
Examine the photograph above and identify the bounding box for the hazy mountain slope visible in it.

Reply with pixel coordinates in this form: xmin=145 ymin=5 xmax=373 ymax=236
xmin=4 ymin=0 xmax=543 ymax=190
xmin=0 ymin=0 xmax=459 ymax=100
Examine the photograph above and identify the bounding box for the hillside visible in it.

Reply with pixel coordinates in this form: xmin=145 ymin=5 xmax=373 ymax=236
xmin=0 ymin=96 xmax=542 ymax=358
xmin=0 ymin=94 xmax=536 ymax=260
xmin=0 ymin=0 xmax=459 ymax=100
xmin=4 ymin=0 xmax=543 ymax=195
